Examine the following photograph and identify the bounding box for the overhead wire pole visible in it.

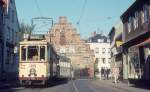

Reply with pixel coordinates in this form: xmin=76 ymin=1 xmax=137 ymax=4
xmin=33 ymin=0 xmax=54 ymax=43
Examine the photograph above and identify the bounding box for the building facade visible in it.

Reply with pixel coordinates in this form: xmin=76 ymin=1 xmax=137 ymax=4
xmin=0 ymin=0 xmax=5 ymax=78
xmin=46 ymin=16 xmax=94 ymax=78
xmin=109 ymin=22 xmax=123 ymax=80
xmin=87 ymin=33 xmax=111 ymax=79
xmin=121 ymin=0 xmax=150 ymax=83
xmin=2 ymin=0 xmax=20 ymax=80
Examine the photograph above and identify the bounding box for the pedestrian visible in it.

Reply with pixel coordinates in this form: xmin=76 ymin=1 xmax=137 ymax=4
xmin=101 ymin=67 xmax=104 ymax=80
xmin=103 ymin=67 xmax=106 ymax=80
xmin=114 ymin=67 xmax=119 ymax=85
xmin=106 ymin=68 xmax=110 ymax=80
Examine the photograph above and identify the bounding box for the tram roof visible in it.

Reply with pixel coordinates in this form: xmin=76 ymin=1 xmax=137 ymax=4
xmin=20 ymin=40 xmax=49 ymax=45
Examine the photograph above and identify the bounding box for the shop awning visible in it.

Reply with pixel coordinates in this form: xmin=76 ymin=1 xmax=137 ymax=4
xmin=135 ymin=38 xmax=150 ymax=47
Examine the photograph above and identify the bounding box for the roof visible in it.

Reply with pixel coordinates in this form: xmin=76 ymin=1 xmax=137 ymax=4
xmin=90 ymin=34 xmax=108 ymax=43
xmin=20 ymin=40 xmax=48 ymax=45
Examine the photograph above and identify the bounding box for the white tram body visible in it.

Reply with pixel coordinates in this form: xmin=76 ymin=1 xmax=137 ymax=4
xmin=19 ymin=39 xmax=58 ymax=85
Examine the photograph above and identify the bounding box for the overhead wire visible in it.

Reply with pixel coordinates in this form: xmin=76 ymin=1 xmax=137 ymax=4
xmin=34 ymin=0 xmax=43 ymax=17
xmin=78 ymin=0 xmax=87 ymax=24
xmin=77 ymin=0 xmax=87 ymax=33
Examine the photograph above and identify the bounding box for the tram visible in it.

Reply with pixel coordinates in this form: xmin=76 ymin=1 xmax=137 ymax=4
xmin=18 ymin=35 xmax=59 ymax=85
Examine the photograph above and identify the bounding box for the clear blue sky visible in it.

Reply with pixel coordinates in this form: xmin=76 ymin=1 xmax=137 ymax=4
xmin=15 ymin=0 xmax=135 ymax=39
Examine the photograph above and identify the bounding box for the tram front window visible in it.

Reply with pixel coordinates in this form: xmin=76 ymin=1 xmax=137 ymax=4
xmin=40 ymin=46 xmax=45 ymax=61
xmin=28 ymin=46 xmax=39 ymax=61
xmin=21 ymin=46 xmax=26 ymax=61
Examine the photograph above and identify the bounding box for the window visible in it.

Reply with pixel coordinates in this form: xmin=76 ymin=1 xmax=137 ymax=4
xmin=28 ymin=46 xmax=39 ymax=61
xmin=12 ymin=29 xmax=14 ymax=42
xmin=7 ymin=7 xmax=11 ymax=19
xmin=5 ymin=48 xmax=11 ymax=64
xmin=108 ymin=48 xmax=111 ymax=53
xmin=143 ymin=5 xmax=149 ymax=23
xmin=141 ymin=11 xmax=145 ymax=24
xmin=10 ymin=0 xmax=13 ymax=3
xmin=7 ymin=27 xmax=10 ymax=41
xmin=15 ymin=32 xmax=17 ymax=42
xmin=95 ymin=47 xmax=99 ymax=53
xmin=133 ymin=12 xmax=138 ymax=29
xmin=102 ymin=48 xmax=106 ymax=54
xmin=12 ymin=10 xmax=14 ymax=23
xmin=40 ymin=46 xmax=45 ymax=61
xmin=128 ymin=17 xmax=132 ymax=33
xmin=21 ymin=46 xmax=26 ymax=61
xmin=102 ymin=58 xmax=106 ymax=64
xmin=97 ymin=39 xmax=104 ymax=43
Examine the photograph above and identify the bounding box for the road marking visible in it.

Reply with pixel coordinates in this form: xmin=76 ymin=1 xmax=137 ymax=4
xmin=72 ymin=81 xmax=79 ymax=92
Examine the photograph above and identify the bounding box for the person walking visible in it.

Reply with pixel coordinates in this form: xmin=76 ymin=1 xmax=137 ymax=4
xmin=114 ymin=67 xmax=119 ymax=85
xmin=101 ymin=67 xmax=104 ymax=80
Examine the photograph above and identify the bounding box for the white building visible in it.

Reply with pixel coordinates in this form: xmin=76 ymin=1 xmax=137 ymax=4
xmin=2 ymin=0 xmax=20 ymax=80
xmin=87 ymin=33 xmax=111 ymax=79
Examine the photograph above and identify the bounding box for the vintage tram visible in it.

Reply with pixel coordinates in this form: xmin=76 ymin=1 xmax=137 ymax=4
xmin=19 ymin=35 xmax=59 ymax=85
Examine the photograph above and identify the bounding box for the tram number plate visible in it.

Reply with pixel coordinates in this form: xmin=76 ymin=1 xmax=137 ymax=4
xmin=29 ymin=64 xmax=36 ymax=68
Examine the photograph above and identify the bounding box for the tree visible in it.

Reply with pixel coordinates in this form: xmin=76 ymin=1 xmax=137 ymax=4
xmin=20 ymin=22 xmax=35 ymax=35
xmin=19 ymin=22 xmax=35 ymax=40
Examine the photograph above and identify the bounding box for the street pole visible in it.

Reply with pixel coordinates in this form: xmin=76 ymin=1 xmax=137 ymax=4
xmin=49 ymin=18 xmax=53 ymax=43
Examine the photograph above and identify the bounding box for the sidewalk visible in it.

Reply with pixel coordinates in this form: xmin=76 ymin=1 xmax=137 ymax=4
xmin=94 ymin=79 xmax=150 ymax=92
xmin=0 ymin=80 xmax=18 ymax=89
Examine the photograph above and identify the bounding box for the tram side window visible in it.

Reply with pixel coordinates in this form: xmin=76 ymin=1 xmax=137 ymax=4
xmin=40 ymin=46 xmax=45 ymax=61
xmin=28 ymin=46 xmax=39 ymax=61
xmin=21 ymin=46 xmax=26 ymax=61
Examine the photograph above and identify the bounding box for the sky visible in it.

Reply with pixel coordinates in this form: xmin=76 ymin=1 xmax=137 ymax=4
xmin=15 ymin=0 xmax=135 ymax=39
